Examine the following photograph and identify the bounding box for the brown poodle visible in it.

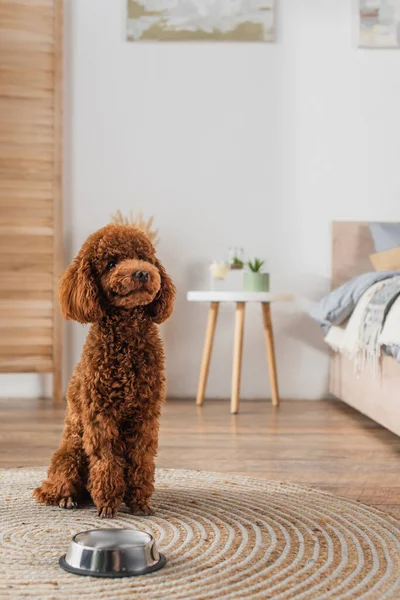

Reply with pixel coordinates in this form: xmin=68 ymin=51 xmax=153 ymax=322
xmin=33 ymin=224 xmax=175 ymax=518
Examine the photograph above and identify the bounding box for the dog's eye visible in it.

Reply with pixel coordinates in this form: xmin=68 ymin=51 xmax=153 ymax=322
xmin=106 ymin=260 xmax=117 ymax=270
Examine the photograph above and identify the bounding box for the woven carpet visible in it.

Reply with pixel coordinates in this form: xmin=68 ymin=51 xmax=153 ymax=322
xmin=0 ymin=468 xmax=399 ymax=599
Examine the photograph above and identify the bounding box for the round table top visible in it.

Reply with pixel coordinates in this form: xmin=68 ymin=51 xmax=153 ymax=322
xmin=187 ymin=291 xmax=293 ymax=303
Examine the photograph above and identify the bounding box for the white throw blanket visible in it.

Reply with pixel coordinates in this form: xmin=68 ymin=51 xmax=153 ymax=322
xmin=325 ymin=276 xmax=400 ymax=374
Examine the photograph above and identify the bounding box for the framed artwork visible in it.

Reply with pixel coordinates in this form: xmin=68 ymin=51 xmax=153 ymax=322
xmin=359 ymin=0 xmax=400 ymax=48
xmin=126 ymin=0 xmax=275 ymax=42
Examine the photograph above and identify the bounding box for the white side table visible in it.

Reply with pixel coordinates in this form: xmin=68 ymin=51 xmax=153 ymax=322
xmin=187 ymin=291 xmax=293 ymax=414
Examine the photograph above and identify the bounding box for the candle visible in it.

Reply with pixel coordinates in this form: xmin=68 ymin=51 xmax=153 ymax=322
xmin=210 ymin=262 xmax=228 ymax=280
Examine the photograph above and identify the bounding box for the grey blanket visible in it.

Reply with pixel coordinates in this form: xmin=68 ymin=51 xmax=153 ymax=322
xmin=310 ymin=271 xmax=400 ymax=333
xmin=358 ymin=276 xmax=400 ymax=372
xmin=310 ymin=270 xmax=400 ymax=364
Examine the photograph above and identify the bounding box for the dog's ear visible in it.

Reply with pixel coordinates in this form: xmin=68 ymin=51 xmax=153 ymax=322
xmin=148 ymin=258 xmax=175 ymax=324
xmin=59 ymin=255 xmax=103 ymax=324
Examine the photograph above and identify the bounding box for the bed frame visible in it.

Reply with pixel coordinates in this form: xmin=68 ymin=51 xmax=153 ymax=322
xmin=329 ymin=222 xmax=400 ymax=437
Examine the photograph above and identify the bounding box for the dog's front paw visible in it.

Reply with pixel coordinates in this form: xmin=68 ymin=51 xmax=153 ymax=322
xmin=33 ymin=485 xmax=59 ymax=506
xmin=128 ymin=503 xmax=155 ymax=516
xmin=59 ymin=496 xmax=78 ymax=509
xmin=33 ymin=483 xmax=79 ymax=509
xmin=34 ymin=485 xmax=78 ymax=509
xmin=97 ymin=506 xmax=117 ymax=519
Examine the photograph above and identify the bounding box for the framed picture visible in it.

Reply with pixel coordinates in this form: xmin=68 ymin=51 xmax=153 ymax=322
xmin=126 ymin=0 xmax=275 ymax=42
xmin=359 ymin=0 xmax=400 ymax=48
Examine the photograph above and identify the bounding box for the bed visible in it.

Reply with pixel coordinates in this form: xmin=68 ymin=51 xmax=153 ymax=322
xmin=328 ymin=222 xmax=400 ymax=437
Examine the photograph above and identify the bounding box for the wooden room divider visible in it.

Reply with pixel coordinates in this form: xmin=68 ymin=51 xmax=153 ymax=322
xmin=0 ymin=0 xmax=63 ymax=402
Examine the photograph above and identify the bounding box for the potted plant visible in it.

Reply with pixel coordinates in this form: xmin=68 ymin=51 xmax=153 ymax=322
xmin=231 ymin=256 xmax=244 ymax=270
xmin=111 ymin=209 xmax=159 ymax=246
xmin=228 ymin=247 xmax=244 ymax=270
xmin=244 ymin=258 xmax=270 ymax=292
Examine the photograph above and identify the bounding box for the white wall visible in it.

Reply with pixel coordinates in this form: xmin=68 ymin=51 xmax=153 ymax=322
xmin=3 ymin=0 xmax=400 ymax=400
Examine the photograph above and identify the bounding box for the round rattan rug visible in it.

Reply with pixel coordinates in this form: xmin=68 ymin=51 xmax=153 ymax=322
xmin=0 ymin=468 xmax=399 ymax=600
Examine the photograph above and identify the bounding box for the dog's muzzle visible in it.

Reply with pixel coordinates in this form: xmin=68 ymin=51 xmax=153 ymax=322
xmin=134 ymin=270 xmax=149 ymax=283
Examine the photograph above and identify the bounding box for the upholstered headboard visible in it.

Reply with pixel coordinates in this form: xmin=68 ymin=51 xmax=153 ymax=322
xmin=332 ymin=222 xmax=375 ymax=289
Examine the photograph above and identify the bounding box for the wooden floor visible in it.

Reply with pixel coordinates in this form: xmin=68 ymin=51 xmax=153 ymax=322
xmin=1 ymin=397 xmax=399 ymax=518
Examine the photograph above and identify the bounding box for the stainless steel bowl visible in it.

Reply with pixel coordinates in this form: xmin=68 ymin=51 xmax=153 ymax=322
xmin=59 ymin=529 xmax=166 ymax=577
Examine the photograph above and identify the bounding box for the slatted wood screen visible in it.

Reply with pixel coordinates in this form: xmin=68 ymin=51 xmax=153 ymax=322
xmin=0 ymin=0 xmax=63 ymax=402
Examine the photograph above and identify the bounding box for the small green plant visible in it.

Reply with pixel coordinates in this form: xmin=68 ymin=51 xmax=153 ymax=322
xmin=231 ymin=256 xmax=244 ymax=269
xmin=248 ymin=258 xmax=265 ymax=273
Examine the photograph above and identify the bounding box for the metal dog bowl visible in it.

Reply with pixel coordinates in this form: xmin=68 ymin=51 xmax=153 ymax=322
xmin=59 ymin=529 xmax=166 ymax=577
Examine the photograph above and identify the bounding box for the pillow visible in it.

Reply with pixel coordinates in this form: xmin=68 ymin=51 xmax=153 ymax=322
xmin=369 ymin=222 xmax=400 ymax=252
xmin=370 ymin=247 xmax=400 ymax=271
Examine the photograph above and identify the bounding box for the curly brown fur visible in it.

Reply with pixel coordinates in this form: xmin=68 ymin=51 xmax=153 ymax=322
xmin=33 ymin=225 xmax=175 ymax=518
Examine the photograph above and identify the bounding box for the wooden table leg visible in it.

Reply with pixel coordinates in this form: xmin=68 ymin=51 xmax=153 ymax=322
xmin=196 ymin=302 xmax=219 ymax=406
xmin=262 ymin=303 xmax=279 ymax=407
xmin=231 ymin=302 xmax=246 ymax=415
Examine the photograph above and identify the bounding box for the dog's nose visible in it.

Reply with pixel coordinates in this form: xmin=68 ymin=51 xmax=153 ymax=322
xmin=134 ymin=270 xmax=149 ymax=283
